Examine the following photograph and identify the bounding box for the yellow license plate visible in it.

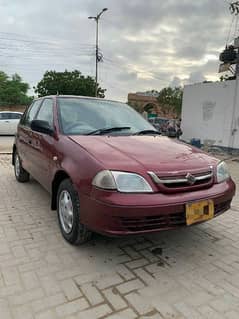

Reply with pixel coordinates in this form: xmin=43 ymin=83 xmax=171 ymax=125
xmin=186 ymin=200 xmax=214 ymax=226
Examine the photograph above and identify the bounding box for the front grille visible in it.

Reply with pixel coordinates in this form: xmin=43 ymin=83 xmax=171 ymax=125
xmin=149 ymin=170 xmax=214 ymax=193
xmin=120 ymin=200 xmax=231 ymax=232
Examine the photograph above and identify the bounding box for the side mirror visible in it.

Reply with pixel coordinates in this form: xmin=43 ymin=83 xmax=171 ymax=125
xmin=31 ymin=120 xmax=54 ymax=136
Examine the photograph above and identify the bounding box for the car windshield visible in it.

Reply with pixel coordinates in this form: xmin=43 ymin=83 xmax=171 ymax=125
xmin=58 ymin=97 xmax=155 ymax=135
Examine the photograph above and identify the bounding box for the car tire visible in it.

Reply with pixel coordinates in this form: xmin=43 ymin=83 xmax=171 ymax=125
xmin=57 ymin=179 xmax=92 ymax=245
xmin=14 ymin=152 xmax=30 ymax=183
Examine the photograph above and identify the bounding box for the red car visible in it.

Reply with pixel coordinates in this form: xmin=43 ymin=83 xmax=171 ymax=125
xmin=13 ymin=96 xmax=236 ymax=245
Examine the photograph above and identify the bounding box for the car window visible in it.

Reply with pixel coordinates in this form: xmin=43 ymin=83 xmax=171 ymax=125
xmin=0 ymin=112 xmax=11 ymax=120
xmin=9 ymin=113 xmax=22 ymax=119
xmin=21 ymin=100 xmax=42 ymax=127
xmin=36 ymin=99 xmax=54 ymax=128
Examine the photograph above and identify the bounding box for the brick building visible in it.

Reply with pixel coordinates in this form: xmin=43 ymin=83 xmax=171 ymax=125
xmin=127 ymin=93 xmax=177 ymax=118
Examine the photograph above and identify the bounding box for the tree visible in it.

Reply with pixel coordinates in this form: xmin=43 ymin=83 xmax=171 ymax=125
xmin=0 ymin=71 xmax=33 ymax=105
xmin=34 ymin=70 xmax=106 ymax=98
xmin=157 ymin=87 xmax=183 ymax=115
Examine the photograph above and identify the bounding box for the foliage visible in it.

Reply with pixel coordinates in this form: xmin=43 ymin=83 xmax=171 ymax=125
xmin=34 ymin=70 xmax=106 ymax=98
xmin=157 ymin=87 xmax=183 ymax=115
xmin=0 ymin=71 xmax=33 ymax=105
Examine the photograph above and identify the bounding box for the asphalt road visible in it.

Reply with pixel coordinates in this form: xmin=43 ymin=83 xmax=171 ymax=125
xmin=0 ymin=136 xmax=14 ymax=153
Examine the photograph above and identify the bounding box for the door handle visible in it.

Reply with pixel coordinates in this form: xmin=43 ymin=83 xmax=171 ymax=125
xmin=4 ymin=121 xmax=9 ymax=123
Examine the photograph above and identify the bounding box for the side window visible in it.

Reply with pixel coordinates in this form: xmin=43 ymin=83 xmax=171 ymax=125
xmin=9 ymin=113 xmax=22 ymax=119
xmin=36 ymin=99 xmax=54 ymax=128
xmin=0 ymin=113 xmax=11 ymax=120
xmin=21 ymin=100 xmax=42 ymax=127
xmin=15 ymin=113 xmax=22 ymax=119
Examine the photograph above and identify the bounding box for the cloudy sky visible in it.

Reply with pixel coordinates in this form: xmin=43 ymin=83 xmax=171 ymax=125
xmin=0 ymin=0 xmax=234 ymax=101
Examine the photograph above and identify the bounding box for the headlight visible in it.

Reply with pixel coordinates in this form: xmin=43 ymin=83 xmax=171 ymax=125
xmin=216 ymin=161 xmax=230 ymax=183
xmin=92 ymin=170 xmax=153 ymax=193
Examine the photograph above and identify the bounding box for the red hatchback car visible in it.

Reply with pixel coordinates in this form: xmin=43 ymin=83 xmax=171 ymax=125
xmin=13 ymin=96 xmax=236 ymax=245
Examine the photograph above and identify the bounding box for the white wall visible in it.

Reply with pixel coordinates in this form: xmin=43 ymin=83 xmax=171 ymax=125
xmin=181 ymin=80 xmax=239 ymax=148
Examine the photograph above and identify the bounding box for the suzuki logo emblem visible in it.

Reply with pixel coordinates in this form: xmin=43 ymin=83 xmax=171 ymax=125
xmin=186 ymin=173 xmax=196 ymax=185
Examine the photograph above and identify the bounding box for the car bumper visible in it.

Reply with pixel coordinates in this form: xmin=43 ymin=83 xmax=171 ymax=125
xmin=79 ymin=179 xmax=236 ymax=236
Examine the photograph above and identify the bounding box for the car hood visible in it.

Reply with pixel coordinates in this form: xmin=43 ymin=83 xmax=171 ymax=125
xmin=68 ymin=135 xmax=219 ymax=174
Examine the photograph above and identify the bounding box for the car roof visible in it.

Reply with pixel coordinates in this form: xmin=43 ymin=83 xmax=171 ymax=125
xmin=0 ymin=111 xmax=23 ymax=114
xmin=34 ymin=95 xmax=124 ymax=104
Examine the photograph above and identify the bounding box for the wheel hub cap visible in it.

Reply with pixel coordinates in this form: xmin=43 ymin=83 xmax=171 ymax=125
xmin=15 ymin=155 xmax=20 ymax=177
xmin=59 ymin=190 xmax=73 ymax=234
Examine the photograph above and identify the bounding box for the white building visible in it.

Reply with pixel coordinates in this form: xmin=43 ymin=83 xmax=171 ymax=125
xmin=181 ymin=79 xmax=239 ymax=149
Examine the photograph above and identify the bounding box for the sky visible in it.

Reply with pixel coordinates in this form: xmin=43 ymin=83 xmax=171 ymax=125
xmin=0 ymin=0 xmax=235 ymax=101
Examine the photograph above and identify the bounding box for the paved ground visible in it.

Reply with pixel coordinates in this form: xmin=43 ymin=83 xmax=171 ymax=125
xmin=0 ymin=136 xmax=14 ymax=153
xmin=0 ymin=154 xmax=239 ymax=319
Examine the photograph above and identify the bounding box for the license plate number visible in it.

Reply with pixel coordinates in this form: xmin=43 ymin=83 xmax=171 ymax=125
xmin=186 ymin=200 xmax=214 ymax=226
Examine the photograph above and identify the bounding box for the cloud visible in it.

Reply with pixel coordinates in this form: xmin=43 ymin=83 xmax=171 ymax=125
xmin=0 ymin=0 xmax=232 ymax=100
xmin=186 ymin=71 xmax=207 ymax=84
xmin=170 ymin=76 xmax=183 ymax=87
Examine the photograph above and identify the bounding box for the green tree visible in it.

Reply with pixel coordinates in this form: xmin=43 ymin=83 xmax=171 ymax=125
xmin=0 ymin=71 xmax=33 ymax=105
xmin=157 ymin=87 xmax=183 ymax=115
xmin=34 ymin=70 xmax=106 ymax=98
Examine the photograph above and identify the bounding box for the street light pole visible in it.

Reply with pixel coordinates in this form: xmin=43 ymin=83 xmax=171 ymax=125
xmin=88 ymin=8 xmax=108 ymax=97
xmin=226 ymin=1 xmax=239 ymax=150
xmin=95 ymin=18 xmax=99 ymax=98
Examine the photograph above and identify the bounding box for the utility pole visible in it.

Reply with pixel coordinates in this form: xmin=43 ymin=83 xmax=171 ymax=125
xmin=220 ymin=1 xmax=239 ymax=150
xmin=88 ymin=8 xmax=108 ymax=97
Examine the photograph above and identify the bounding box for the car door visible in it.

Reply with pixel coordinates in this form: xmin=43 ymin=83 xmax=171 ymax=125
xmin=17 ymin=100 xmax=43 ymax=173
xmin=7 ymin=113 xmax=16 ymax=134
xmin=30 ymin=98 xmax=55 ymax=191
xmin=10 ymin=113 xmax=22 ymax=135
xmin=0 ymin=112 xmax=11 ymax=135
xmin=0 ymin=113 xmax=6 ymax=134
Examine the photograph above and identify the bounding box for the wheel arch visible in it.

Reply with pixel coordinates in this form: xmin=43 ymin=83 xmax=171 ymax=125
xmin=51 ymin=170 xmax=71 ymax=210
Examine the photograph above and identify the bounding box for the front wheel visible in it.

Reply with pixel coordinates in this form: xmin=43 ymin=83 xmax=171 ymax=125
xmin=14 ymin=152 xmax=30 ymax=183
xmin=57 ymin=179 xmax=92 ymax=245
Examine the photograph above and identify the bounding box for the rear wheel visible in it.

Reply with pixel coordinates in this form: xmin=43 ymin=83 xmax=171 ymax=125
xmin=57 ymin=179 xmax=92 ymax=245
xmin=14 ymin=152 xmax=30 ymax=183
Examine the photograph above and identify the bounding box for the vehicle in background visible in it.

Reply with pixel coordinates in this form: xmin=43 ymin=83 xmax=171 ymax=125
xmin=148 ymin=117 xmax=169 ymax=133
xmin=0 ymin=112 xmax=22 ymax=135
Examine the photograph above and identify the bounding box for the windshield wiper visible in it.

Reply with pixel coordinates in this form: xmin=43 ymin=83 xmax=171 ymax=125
xmin=133 ymin=130 xmax=161 ymax=136
xmin=87 ymin=126 xmax=131 ymax=135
